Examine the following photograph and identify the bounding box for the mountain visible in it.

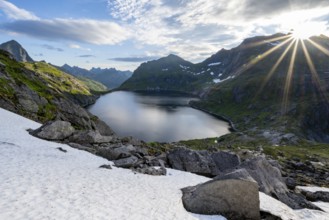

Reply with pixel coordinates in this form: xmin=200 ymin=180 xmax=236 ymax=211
xmin=192 ymin=34 xmax=329 ymax=143
xmin=0 ymin=49 xmax=106 ymax=130
xmin=120 ymin=54 xmax=215 ymax=94
xmin=0 ymin=40 xmax=34 ymax=62
xmin=60 ymin=64 xmax=132 ymax=89
xmin=120 ymin=33 xmax=329 ymax=143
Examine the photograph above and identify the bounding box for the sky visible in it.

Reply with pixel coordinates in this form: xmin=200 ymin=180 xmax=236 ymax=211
xmin=0 ymin=0 xmax=329 ymax=71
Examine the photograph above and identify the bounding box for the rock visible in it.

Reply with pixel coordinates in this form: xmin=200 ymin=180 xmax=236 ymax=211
xmin=211 ymin=151 xmax=240 ymax=173
xmin=182 ymin=169 xmax=260 ymax=220
xmin=68 ymin=143 xmax=96 ymax=154
xmin=69 ymin=130 xmax=112 ymax=144
xmin=239 ymin=157 xmax=316 ymax=209
xmin=167 ymin=148 xmax=214 ymax=176
xmin=56 ymin=147 xmax=67 ymax=153
xmin=167 ymin=147 xmax=241 ymax=177
xmin=31 ymin=121 xmax=75 ymax=140
xmin=285 ymin=177 xmax=296 ymax=190
xmin=214 ymin=168 xmax=256 ymax=182
xmin=302 ymin=191 xmax=329 ymax=202
xmin=135 ymin=166 xmax=167 ymax=176
xmin=99 ymin=164 xmax=112 ymax=169
xmin=97 ymin=145 xmax=136 ymax=160
xmin=93 ymin=119 xmax=114 ymax=136
xmin=114 ymin=156 xmax=139 ymax=168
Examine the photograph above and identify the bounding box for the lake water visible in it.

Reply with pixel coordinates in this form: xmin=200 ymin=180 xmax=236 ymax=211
xmin=88 ymin=91 xmax=230 ymax=142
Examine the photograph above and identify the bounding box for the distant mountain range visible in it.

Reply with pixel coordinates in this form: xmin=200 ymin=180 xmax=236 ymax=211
xmin=60 ymin=65 xmax=132 ymax=89
xmin=0 ymin=40 xmax=34 ymax=62
xmin=121 ymin=33 xmax=329 ymax=143
xmin=0 ymin=40 xmax=132 ymax=90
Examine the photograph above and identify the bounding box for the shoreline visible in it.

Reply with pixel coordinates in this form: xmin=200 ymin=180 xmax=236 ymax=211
xmin=189 ymin=102 xmax=238 ymax=132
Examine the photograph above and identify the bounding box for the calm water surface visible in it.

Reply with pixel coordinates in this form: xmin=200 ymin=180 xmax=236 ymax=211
xmin=88 ymin=91 xmax=230 ymax=142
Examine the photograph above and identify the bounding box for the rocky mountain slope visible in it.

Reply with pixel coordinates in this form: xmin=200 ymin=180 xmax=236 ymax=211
xmin=0 ymin=40 xmax=34 ymax=62
xmin=192 ymin=34 xmax=329 ymax=143
xmin=0 ymin=49 xmax=110 ymax=131
xmin=60 ymin=64 xmax=132 ymax=89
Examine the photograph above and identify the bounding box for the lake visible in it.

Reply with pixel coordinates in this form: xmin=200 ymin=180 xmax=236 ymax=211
xmin=88 ymin=91 xmax=230 ymax=142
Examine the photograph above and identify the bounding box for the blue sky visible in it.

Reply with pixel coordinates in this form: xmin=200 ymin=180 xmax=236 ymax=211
xmin=0 ymin=0 xmax=329 ymax=71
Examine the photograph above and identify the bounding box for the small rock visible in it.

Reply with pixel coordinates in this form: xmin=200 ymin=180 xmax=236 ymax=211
xmin=114 ymin=156 xmax=139 ymax=168
xmin=57 ymin=147 xmax=67 ymax=153
xmin=99 ymin=164 xmax=112 ymax=169
xmin=135 ymin=166 xmax=167 ymax=176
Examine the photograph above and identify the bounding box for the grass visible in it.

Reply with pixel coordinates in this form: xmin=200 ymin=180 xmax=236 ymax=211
xmin=24 ymin=62 xmax=91 ymax=96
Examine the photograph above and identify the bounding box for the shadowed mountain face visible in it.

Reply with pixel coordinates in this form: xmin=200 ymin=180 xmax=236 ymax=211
xmin=0 ymin=40 xmax=34 ymax=62
xmin=60 ymin=64 xmax=132 ymax=89
xmin=120 ymin=33 xmax=329 ymax=142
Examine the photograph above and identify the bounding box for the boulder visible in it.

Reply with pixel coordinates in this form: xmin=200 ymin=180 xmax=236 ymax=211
xmin=302 ymin=191 xmax=329 ymax=202
xmin=211 ymin=151 xmax=240 ymax=174
xmin=167 ymin=148 xmax=215 ymax=176
xmin=182 ymin=169 xmax=260 ymax=220
xmin=68 ymin=143 xmax=96 ymax=154
xmin=31 ymin=120 xmax=75 ymax=140
xmin=97 ymin=145 xmax=136 ymax=160
xmin=167 ymin=147 xmax=240 ymax=177
xmin=114 ymin=156 xmax=139 ymax=168
xmin=239 ymin=157 xmax=317 ymax=209
xmin=69 ymin=130 xmax=112 ymax=144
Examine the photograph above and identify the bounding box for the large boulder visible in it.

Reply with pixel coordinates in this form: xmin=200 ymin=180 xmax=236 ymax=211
xmin=211 ymin=151 xmax=241 ymax=174
xmin=69 ymin=130 xmax=112 ymax=144
xmin=182 ymin=169 xmax=260 ymax=220
xmin=167 ymin=147 xmax=240 ymax=176
xmin=97 ymin=144 xmax=136 ymax=160
xmin=31 ymin=120 xmax=75 ymax=140
xmin=238 ymin=157 xmax=318 ymax=210
xmin=167 ymin=148 xmax=215 ymax=176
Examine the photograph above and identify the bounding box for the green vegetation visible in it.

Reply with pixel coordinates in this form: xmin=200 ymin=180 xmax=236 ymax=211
xmin=24 ymin=62 xmax=91 ymax=96
xmin=77 ymin=76 xmax=108 ymax=93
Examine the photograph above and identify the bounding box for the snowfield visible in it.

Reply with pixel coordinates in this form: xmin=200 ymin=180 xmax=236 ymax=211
xmin=0 ymin=107 xmax=329 ymax=220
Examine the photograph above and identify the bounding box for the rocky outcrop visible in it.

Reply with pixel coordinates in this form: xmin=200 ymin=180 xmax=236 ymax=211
xmin=182 ymin=169 xmax=260 ymax=220
xmin=301 ymin=190 xmax=329 ymax=202
xmin=30 ymin=120 xmax=75 ymax=140
xmin=69 ymin=130 xmax=113 ymax=145
xmin=237 ymin=157 xmax=319 ymax=210
xmin=167 ymin=147 xmax=240 ymax=176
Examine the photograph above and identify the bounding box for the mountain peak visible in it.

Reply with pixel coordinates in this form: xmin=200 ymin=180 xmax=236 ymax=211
xmin=0 ymin=40 xmax=34 ymax=62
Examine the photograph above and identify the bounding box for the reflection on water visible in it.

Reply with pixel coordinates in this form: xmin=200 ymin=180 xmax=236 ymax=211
xmin=88 ymin=91 xmax=230 ymax=142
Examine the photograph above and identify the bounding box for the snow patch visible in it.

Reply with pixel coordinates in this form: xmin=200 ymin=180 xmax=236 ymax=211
xmin=208 ymin=62 xmax=221 ymax=66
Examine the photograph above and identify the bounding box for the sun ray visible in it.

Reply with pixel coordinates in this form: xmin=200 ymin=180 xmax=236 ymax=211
xmin=282 ymin=39 xmax=299 ymax=114
xmin=307 ymin=38 xmax=329 ymax=57
xmin=255 ymin=39 xmax=296 ymax=99
xmin=234 ymin=37 xmax=294 ymax=76
xmin=300 ymin=40 xmax=329 ymax=103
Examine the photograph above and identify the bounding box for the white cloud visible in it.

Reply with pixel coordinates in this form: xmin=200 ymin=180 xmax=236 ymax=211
xmin=69 ymin=44 xmax=91 ymax=51
xmin=107 ymin=0 xmax=329 ymax=61
xmin=3 ymin=18 xmax=130 ymax=45
xmin=0 ymin=0 xmax=39 ymax=20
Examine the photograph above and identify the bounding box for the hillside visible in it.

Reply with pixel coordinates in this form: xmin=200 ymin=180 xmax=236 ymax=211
xmin=192 ymin=34 xmax=329 ymax=143
xmin=60 ymin=64 xmax=132 ymax=89
xmin=120 ymin=54 xmax=215 ymax=94
xmin=0 ymin=49 xmax=107 ymax=130
xmin=0 ymin=40 xmax=34 ymax=62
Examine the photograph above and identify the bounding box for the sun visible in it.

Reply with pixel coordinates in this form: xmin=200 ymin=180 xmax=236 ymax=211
xmin=290 ymin=22 xmax=325 ymax=40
